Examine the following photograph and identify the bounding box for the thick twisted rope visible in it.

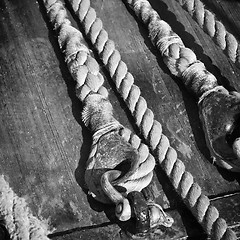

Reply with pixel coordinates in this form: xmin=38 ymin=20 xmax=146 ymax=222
xmin=0 ymin=175 xmax=52 ymax=240
xmin=65 ymin=0 xmax=237 ymax=239
xmin=42 ymin=0 xmax=157 ymax=224
xmin=175 ymin=0 xmax=240 ymax=68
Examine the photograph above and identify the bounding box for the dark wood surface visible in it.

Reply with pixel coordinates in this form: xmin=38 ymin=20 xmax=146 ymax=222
xmin=0 ymin=0 xmax=240 ymax=239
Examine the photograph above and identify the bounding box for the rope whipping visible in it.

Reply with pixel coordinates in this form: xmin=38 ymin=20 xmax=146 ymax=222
xmin=0 ymin=175 xmax=52 ymax=240
xmin=65 ymin=0 xmax=237 ymax=239
xmin=174 ymin=0 xmax=240 ymax=68
xmin=41 ymin=0 xmax=173 ymax=231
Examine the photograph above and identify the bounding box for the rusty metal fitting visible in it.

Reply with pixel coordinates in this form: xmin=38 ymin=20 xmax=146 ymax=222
xmin=126 ymin=191 xmax=174 ymax=237
xmin=127 ymin=191 xmax=151 ymax=235
xmin=199 ymin=87 xmax=240 ymax=171
xmin=147 ymin=202 xmax=174 ymax=228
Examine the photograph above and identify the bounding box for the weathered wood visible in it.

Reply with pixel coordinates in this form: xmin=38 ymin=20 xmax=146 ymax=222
xmin=49 ymin=210 xmax=204 ymax=239
xmin=0 ymin=0 xmax=240 ymax=239
xmin=0 ymin=0 xmax=175 ymax=236
xmin=203 ymin=0 xmax=240 ymax=41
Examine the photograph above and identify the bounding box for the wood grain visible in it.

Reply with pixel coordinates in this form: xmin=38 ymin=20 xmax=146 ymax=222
xmin=0 ymin=0 xmax=240 ymax=239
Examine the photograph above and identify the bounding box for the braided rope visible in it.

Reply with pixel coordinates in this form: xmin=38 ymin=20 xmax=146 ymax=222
xmin=42 ymin=0 xmax=157 ymax=223
xmin=65 ymin=0 xmax=237 ymax=239
xmin=175 ymin=0 xmax=240 ymax=68
xmin=0 ymin=175 xmax=52 ymax=240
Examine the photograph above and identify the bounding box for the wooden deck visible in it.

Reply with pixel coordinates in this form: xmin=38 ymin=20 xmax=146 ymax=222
xmin=0 ymin=0 xmax=240 ymax=239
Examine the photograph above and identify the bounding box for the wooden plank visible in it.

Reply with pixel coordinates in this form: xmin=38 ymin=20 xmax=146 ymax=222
xmin=210 ymin=193 xmax=240 ymax=238
xmin=1 ymin=0 xmax=240 ymax=238
xmin=0 ymin=0 xmax=119 ymax=232
xmin=0 ymin=0 xmax=94 ymax=232
xmin=48 ymin=223 xmax=119 ymax=240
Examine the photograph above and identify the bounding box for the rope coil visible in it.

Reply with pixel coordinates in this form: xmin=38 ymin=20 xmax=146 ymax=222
xmin=64 ymin=0 xmax=237 ymax=239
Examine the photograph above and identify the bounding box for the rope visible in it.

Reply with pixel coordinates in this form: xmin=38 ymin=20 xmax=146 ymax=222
xmin=174 ymin=0 xmax=240 ymax=68
xmin=124 ymin=1 xmax=240 ymax=166
xmin=0 ymin=175 xmax=52 ymax=240
xmin=42 ymin=0 xmax=171 ymax=229
xmin=65 ymin=0 xmax=237 ymax=239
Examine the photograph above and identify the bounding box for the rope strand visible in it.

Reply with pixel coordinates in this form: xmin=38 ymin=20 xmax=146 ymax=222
xmin=174 ymin=0 xmax=240 ymax=68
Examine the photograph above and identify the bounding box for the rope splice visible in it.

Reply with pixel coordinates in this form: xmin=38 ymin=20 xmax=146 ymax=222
xmin=82 ymin=93 xmax=153 ymax=221
xmin=42 ymin=0 xmax=174 ymax=234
